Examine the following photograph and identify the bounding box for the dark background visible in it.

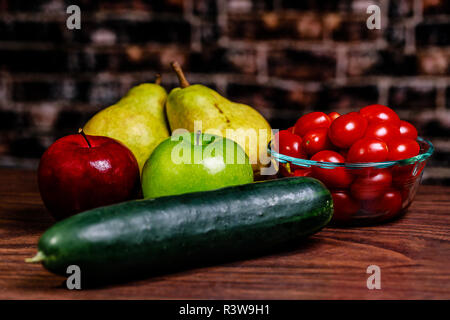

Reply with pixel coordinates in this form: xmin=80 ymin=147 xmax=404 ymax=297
xmin=0 ymin=0 xmax=449 ymax=184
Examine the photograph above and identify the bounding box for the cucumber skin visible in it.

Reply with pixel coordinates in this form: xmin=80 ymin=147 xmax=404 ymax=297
xmin=38 ymin=177 xmax=333 ymax=280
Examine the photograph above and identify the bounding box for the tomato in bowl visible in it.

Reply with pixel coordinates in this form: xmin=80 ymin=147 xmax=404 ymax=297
xmin=269 ymin=106 xmax=434 ymax=226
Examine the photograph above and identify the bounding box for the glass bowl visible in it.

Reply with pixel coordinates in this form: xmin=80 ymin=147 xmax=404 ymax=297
xmin=268 ymin=137 xmax=434 ymax=226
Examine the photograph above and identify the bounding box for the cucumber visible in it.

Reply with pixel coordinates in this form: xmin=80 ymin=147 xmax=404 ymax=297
xmin=28 ymin=177 xmax=332 ymax=282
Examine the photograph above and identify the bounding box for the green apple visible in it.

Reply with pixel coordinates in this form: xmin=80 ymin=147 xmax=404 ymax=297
xmin=141 ymin=132 xmax=254 ymax=198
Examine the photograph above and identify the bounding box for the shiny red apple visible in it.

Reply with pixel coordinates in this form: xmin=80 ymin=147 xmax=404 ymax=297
xmin=38 ymin=130 xmax=140 ymax=220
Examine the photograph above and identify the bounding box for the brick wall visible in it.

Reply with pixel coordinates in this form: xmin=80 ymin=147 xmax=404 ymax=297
xmin=0 ymin=0 xmax=449 ymax=184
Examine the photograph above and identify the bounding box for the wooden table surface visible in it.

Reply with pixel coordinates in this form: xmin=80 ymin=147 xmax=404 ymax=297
xmin=1 ymin=168 xmax=449 ymax=300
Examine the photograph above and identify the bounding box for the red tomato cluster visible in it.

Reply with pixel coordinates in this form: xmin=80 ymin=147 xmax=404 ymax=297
xmin=274 ymin=104 xmax=421 ymax=223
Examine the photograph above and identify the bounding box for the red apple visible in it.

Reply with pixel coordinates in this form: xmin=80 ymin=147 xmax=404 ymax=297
xmin=38 ymin=131 xmax=140 ymax=220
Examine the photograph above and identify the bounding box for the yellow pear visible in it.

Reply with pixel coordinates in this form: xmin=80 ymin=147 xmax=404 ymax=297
xmin=84 ymin=76 xmax=169 ymax=172
xmin=166 ymin=62 xmax=272 ymax=172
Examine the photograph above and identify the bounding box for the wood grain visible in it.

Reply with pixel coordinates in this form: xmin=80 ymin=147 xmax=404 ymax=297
xmin=0 ymin=168 xmax=449 ymax=299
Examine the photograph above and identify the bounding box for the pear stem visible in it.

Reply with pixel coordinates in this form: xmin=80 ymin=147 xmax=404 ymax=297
xmin=196 ymin=130 xmax=201 ymax=146
xmin=78 ymin=128 xmax=92 ymax=148
xmin=155 ymin=73 xmax=162 ymax=85
xmin=171 ymin=61 xmax=190 ymax=88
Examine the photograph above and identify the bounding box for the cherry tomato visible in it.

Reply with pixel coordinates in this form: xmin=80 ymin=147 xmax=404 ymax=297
xmin=392 ymin=162 xmax=425 ymax=187
xmin=279 ymin=163 xmax=311 ymax=177
xmin=328 ymin=112 xmax=368 ymax=148
xmin=387 ymin=138 xmax=420 ymax=161
xmin=350 ymin=169 xmax=392 ymax=200
xmin=328 ymin=111 xmax=341 ymax=122
xmin=331 ymin=191 xmax=360 ymax=222
xmin=364 ymin=189 xmax=402 ymax=220
xmin=359 ymin=104 xmax=400 ymax=126
xmin=288 ymin=126 xmax=295 ymax=133
xmin=339 ymin=149 xmax=348 ymax=159
xmin=310 ymin=150 xmax=353 ymax=189
xmin=293 ymin=112 xmax=331 ymax=137
xmin=400 ymin=187 xmax=411 ymax=207
xmin=364 ymin=122 xmax=399 ymax=143
xmin=273 ymin=130 xmax=305 ymax=158
xmin=347 ymin=138 xmax=389 ymax=163
xmin=399 ymin=120 xmax=418 ymax=140
xmin=293 ymin=168 xmax=312 ymax=177
xmin=301 ymin=128 xmax=333 ymax=156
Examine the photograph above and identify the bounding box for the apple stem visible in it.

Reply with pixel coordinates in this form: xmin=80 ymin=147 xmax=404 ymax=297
xmin=171 ymin=61 xmax=190 ymax=88
xmin=78 ymin=128 xmax=92 ymax=148
xmin=196 ymin=130 xmax=201 ymax=146
xmin=155 ymin=73 xmax=162 ymax=85
xmin=25 ymin=251 xmax=46 ymax=264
